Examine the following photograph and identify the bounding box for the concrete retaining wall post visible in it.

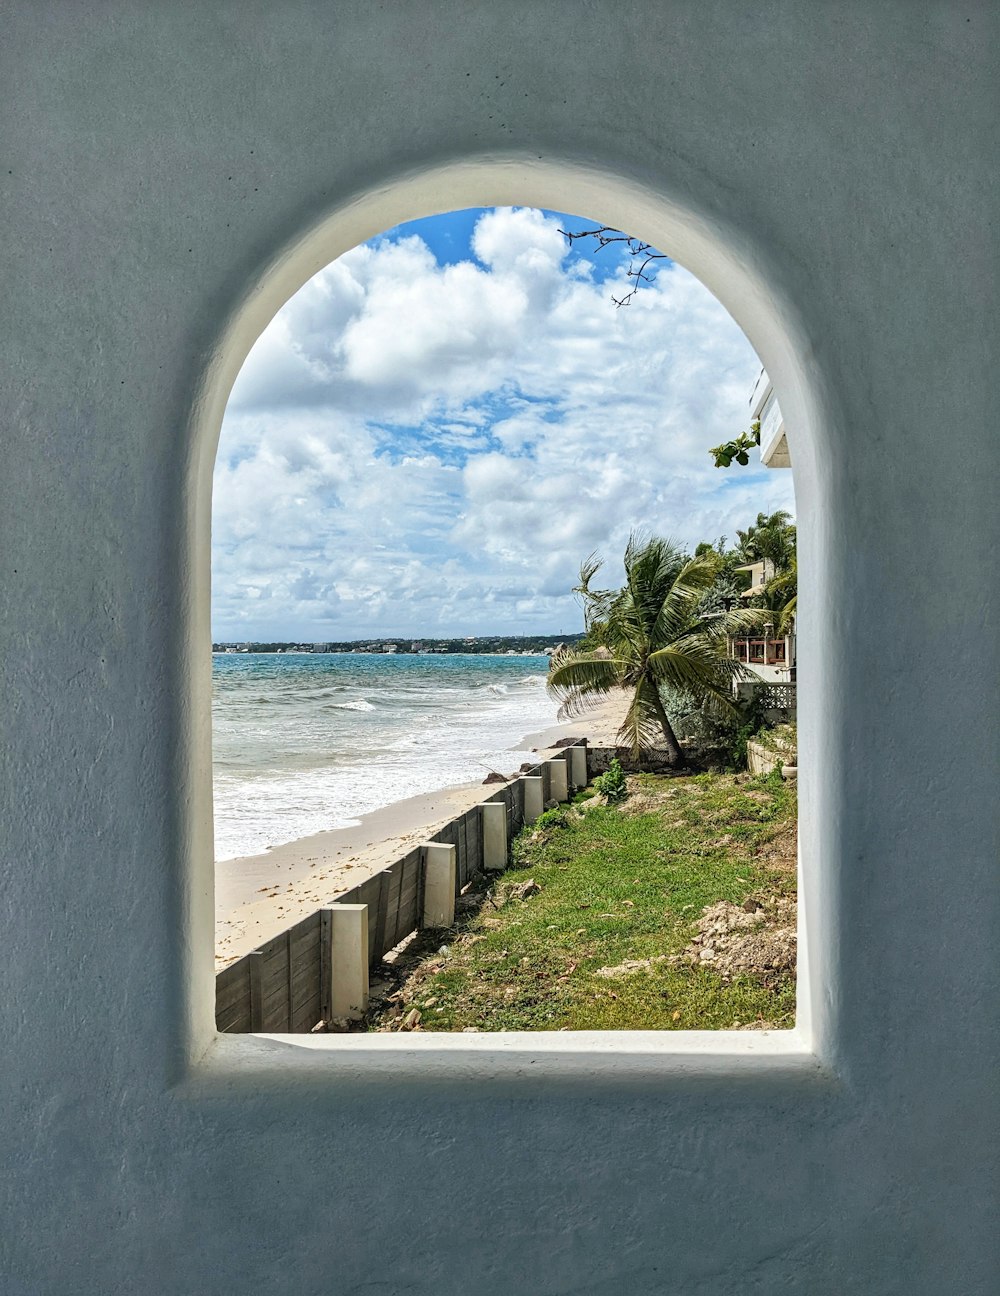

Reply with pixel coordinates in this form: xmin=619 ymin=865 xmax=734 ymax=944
xmin=422 ymin=842 xmax=457 ymax=928
xmin=521 ymin=776 xmax=544 ymax=823
xmin=481 ymin=801 xmax=507 ymax=871
xmin=569 ymin=744 xmax=587 ymax=790
xmin=329 ymin=903 xmax=369 ymax=1021
xmin=546 ymin=757 xmax=569 ymax=803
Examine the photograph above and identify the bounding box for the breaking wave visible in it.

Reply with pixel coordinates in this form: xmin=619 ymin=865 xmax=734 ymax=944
xmin=212 ymin=651 xmax=559 ymax=860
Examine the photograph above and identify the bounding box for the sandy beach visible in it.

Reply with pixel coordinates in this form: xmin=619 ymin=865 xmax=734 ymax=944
xmin=215 ymin=689 xmax=627 ymax=967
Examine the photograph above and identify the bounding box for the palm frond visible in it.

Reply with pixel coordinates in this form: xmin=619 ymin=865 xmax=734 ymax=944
xmin=573 ymin=551 xmax=617 ymax=630
xmin=704 ymin=605 xmax=772 ymax=639
xmin=652 ymin=552 xmax=720 ymax=643
xmin=647 ymin=640 xmax=741 ymax=718
xmin=547 ymin=653 xmax=624 ymax=717
xmin=616 ymin=676 xmax=668 ymax=762
xmin=777 ymin=593 xmax=797 ymax=634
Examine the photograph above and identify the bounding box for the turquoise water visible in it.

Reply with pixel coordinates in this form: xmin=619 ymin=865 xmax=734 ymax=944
xmin=212 ymin=652 xmax=557 ymax=859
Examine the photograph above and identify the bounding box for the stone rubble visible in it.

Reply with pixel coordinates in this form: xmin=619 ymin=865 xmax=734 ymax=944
xmin=675 ymin=898 xmax=796 ymax=986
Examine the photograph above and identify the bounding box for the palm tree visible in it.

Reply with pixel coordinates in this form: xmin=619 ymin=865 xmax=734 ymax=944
xmin=736 ymin=510 xmax=796 ymax=570
xmin=763 ymin=552 xmax=797 ymax=633
xmin=549 ymin=535 xmax=762 ymax=765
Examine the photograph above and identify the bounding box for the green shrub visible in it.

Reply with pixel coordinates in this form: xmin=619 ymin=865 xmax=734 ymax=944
xmin=727 ymin=692 xmax=774 ymax=770
xmin=535 ymin=807 xmax=569 ymax=830
xmin=593 ymin=757 xmax=628 ymax=804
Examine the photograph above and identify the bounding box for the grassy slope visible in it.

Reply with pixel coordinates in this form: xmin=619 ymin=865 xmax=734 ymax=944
xmin=368 ymin=771 xmax=797 ymax=1032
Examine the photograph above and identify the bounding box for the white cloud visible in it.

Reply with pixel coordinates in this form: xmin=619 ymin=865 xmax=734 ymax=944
xmin=212 ymin=207 xmax=794 ymax=639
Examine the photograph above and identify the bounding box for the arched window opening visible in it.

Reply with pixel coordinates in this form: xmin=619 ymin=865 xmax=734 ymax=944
xmin=210 ymin=205 xmax=800 ymax=1037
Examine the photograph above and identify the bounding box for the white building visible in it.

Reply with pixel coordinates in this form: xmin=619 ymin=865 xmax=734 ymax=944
xmin=749 ymin=367 xmax=791 ymax=468
xmin=728 ymin=381 xmax=796 ymax=685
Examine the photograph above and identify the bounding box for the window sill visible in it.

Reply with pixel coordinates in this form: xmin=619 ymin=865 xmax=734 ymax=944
xmin=181 ymin=1026 xmax=836 ymax=1100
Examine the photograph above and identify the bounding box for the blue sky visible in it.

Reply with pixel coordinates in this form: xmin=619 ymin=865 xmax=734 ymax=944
xmin=212 ymin=207 xmax=794 ymax=640
xmin=405 ymin=207 xmax=659 ymax=281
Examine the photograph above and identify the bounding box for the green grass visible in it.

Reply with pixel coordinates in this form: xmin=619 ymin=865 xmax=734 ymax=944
xmin=368 ymin=771 xmax=797 ymax=1032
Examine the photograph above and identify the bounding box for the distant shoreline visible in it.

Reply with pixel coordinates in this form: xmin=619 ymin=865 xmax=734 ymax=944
xmin=214 ymin=689 xmax=628 ymax=968
xmin=213 ymin=649 xmax=557 ymax=656
xmin=211 ymin=635 xmax=583 ymax=657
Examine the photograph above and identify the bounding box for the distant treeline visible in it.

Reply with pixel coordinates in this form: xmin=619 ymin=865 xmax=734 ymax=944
xmin=212 ymin=633 xmax=584 ymax=656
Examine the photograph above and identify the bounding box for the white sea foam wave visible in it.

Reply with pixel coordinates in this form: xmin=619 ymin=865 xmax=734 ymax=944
xmin=212 ymin=653 xmax=559 ymax=860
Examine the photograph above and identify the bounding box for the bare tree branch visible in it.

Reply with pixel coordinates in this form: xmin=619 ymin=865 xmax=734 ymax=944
xmin=558 ymin=226 xmax=669 ymax=307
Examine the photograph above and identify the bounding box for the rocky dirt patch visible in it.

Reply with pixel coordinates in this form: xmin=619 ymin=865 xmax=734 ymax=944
xmin=675 ymin=898 xmax=796 ymax=988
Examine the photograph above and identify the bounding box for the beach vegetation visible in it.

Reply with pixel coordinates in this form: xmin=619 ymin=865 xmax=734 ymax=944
xmin=736 ymin=509 xmax=796 ymax=570
xmin=727 ymin=688 xmax=775 ymax=770
xmin=548 ymin=535 xmax=763 ymax=766
xmin=761 ymin=552 xmax=798 ymax=634
xmin=534 ymin=806 xmax=570 ymax=830
xmin=593 ymin=757 xmax=628 ymax=804
xmin=366 ymin=771 xmax=796 ymax=1033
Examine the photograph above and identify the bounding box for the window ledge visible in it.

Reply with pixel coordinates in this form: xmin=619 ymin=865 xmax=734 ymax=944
xmin=181 ymin=1027 xmax=836 ymax=1100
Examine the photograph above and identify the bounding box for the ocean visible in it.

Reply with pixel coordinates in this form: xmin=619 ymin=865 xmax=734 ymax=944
xmin=212 ymin=652 xmax=559 ymax=860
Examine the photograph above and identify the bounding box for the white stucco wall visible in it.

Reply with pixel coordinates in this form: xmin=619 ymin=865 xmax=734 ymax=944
xmin=2 ymin=5 xmax=997 ymax=1292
